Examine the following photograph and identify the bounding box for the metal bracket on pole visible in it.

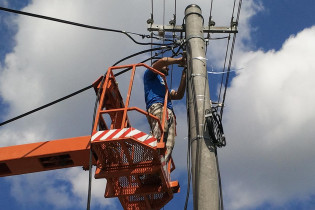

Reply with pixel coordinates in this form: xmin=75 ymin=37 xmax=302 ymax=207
xmin=148 ymin=24 xmax=238 ymax=34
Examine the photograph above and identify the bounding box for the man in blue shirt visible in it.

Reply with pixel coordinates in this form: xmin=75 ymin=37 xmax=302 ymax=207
xmin=144 ymin=56 xmax=186 ymax=162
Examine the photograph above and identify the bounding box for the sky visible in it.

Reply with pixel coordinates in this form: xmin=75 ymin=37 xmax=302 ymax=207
xmin=0 ymin=0 xmax=315 ymax=210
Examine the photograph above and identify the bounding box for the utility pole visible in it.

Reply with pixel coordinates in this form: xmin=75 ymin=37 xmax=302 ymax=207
xmin=185 ymin=4 xmax=219 ymax=209
xmin=148 ymin=4 xmax=237 ymax=210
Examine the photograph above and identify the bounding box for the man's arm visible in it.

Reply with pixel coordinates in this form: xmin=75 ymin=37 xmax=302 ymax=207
xmin=152 ymin=57 xmax=185 ymax=72
xmin=170 ymin=68 xmax=186 ymax=100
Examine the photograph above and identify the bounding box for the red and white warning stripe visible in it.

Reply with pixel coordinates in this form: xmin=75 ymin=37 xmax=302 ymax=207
xmin=92 ymin=127 xmax=157 ymax=147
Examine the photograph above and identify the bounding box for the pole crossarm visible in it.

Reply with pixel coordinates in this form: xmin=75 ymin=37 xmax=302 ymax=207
xmin=148 ymin=24 xmax=238 ymax=34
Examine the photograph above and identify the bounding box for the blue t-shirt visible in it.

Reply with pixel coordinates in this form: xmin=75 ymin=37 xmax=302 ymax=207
xmin=143 ymin=69 xmax=173 ymax=110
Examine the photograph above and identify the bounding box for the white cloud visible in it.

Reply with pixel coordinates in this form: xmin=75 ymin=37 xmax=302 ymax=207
xmin=0 ymin=0 xmax=8 ymax=7
xmin=221 ymin=26 xmax=315 ymax=209
xmin=65 ymin=168 xmax=116 ymax=208
xmin=0 ymin=0 xmax=262 ymax=209
xmin=7 ymin=169 xmax=116 ymax=209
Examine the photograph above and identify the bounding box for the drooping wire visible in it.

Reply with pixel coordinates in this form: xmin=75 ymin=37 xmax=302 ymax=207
xmin=0 ymin=84 xmax=93 ymax=127
xmin=0 ymin=6 xmax=172 ymax=46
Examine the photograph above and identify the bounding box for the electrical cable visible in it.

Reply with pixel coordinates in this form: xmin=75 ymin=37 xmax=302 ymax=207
xmin=209 ymin=0 xmax=214 ymax=22
xmin=86 ymin=95 xmax=99 ymax=210
xmin=218 ymin=0 xmax=239 ymax=108
xmin=220 ymin=0 xmax=243 ymax=117
xmin=163 ymin=0 xmax=165 ymax=30
xmin=86 ymin=72 xmax=107 ymax=210
xmin=209 ymin=36 xmax=229 ymax=40
xmin=207 ymin=0 xmax=214 ymax=40
xmin=217 ymin=35 xmax=231 ymax=103
xmin=215 ymin=1 xmax=243 ymax=209
xmin=231 ymin=0 xmax=237 ymax=22
xmin=215 ymin=149 xmax=224 ymax=210
xmin=113 ymin=46 xmax=176 ymax=76
xmin=112 ymin=46 xmax=174 ymax=67
xmin=0 ymin=6 xmax=172 ymax=46
xmin=184 ymin=75 xmax=191 ymax=210
xmin=0 ymin=84 xmax=93 ymax=127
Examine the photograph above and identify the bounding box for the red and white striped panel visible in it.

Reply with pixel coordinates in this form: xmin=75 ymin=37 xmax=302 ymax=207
xmin=91 ymin=127 xmax=157 ymax=148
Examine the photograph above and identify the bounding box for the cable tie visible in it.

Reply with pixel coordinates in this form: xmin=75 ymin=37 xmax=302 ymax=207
xmin=186 ymin=35 xmax=205 ymax=42
xmin=193 ymin=56 xmax=208 ymax=65
xmin=191 ymin=73 xmax=207 ymax=78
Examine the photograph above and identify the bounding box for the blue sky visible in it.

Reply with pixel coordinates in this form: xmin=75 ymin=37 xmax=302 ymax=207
xmin=1 ymin=0 xmax=315 ymax=210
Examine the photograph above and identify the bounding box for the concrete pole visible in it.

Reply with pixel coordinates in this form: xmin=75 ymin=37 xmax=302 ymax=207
xmin=185 ymin=4 xmax=219 ymax=210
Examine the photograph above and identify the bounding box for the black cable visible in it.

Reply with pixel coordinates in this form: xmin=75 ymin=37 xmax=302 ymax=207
xmin=86 ymin=74 xmax=106 ymax=210
xmin=210 ymin=36 xmax=229 ymax=40
xmin=235 ymin=0 xmax=243 ymax=22
xmin=220 ymin=0 xmax=243 ymax=117
xmin=114 ymin=53 xmax=171 ymax=77
xmin=0 ymin=84 xmax=93 ymax=127
xmin=184 ymin=67 xmax=192 ymax=210
xmin=151 ymin=0 xmax=154 ymax=21
xmin=112 ymin=46 xmax=174 ymax=67
xmin=0 ymin=6 xmax=172 ymax=46
xmin=207 ymin=0 xmax=214 ymax=40
xmin=113 ymin=40 xmax=185 ymax=77
xmin=218 ymin=35 xmax=231 ymax=103
xmin=231 ymin=0 xmax=237 ymax=20
xmin=215 ymin=149 xmax=224 ymax=210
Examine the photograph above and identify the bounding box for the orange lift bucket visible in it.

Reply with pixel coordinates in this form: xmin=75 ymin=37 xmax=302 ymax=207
xmin=91 ymin=64 xmax=179 ymax=210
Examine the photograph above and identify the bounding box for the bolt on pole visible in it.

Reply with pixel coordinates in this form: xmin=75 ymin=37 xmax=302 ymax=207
xmin=185 ymin=4 xmax=220 ymax=210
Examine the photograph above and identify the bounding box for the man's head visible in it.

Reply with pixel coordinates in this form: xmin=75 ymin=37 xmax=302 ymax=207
xmin=160 ymin=66 xmax=169 ymax=76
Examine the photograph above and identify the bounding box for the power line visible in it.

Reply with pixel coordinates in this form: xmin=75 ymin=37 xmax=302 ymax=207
xmin=217 ymin=35 xmax=231 ymax=103
xmin=220 ymin=0 xmax=243 ymax=117
xmin=0 ymin=84 xmax=93 ymax=127
xmin=112 ymin=46 xmax=175 ymax=67
xmin=0 ymin=6 xmax=172 ymax=46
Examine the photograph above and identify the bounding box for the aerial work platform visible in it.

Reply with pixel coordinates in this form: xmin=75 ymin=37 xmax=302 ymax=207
xmin=92 ymin=63 xmax=179 ymax=209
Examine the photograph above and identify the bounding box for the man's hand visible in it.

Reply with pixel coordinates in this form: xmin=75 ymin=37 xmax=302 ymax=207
xmin=178 ymin=51 xmax=187 ymax=67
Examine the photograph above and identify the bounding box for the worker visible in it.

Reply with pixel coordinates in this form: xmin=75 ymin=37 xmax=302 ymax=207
xmin=143 ymin=56 xmax=186 ymax=162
